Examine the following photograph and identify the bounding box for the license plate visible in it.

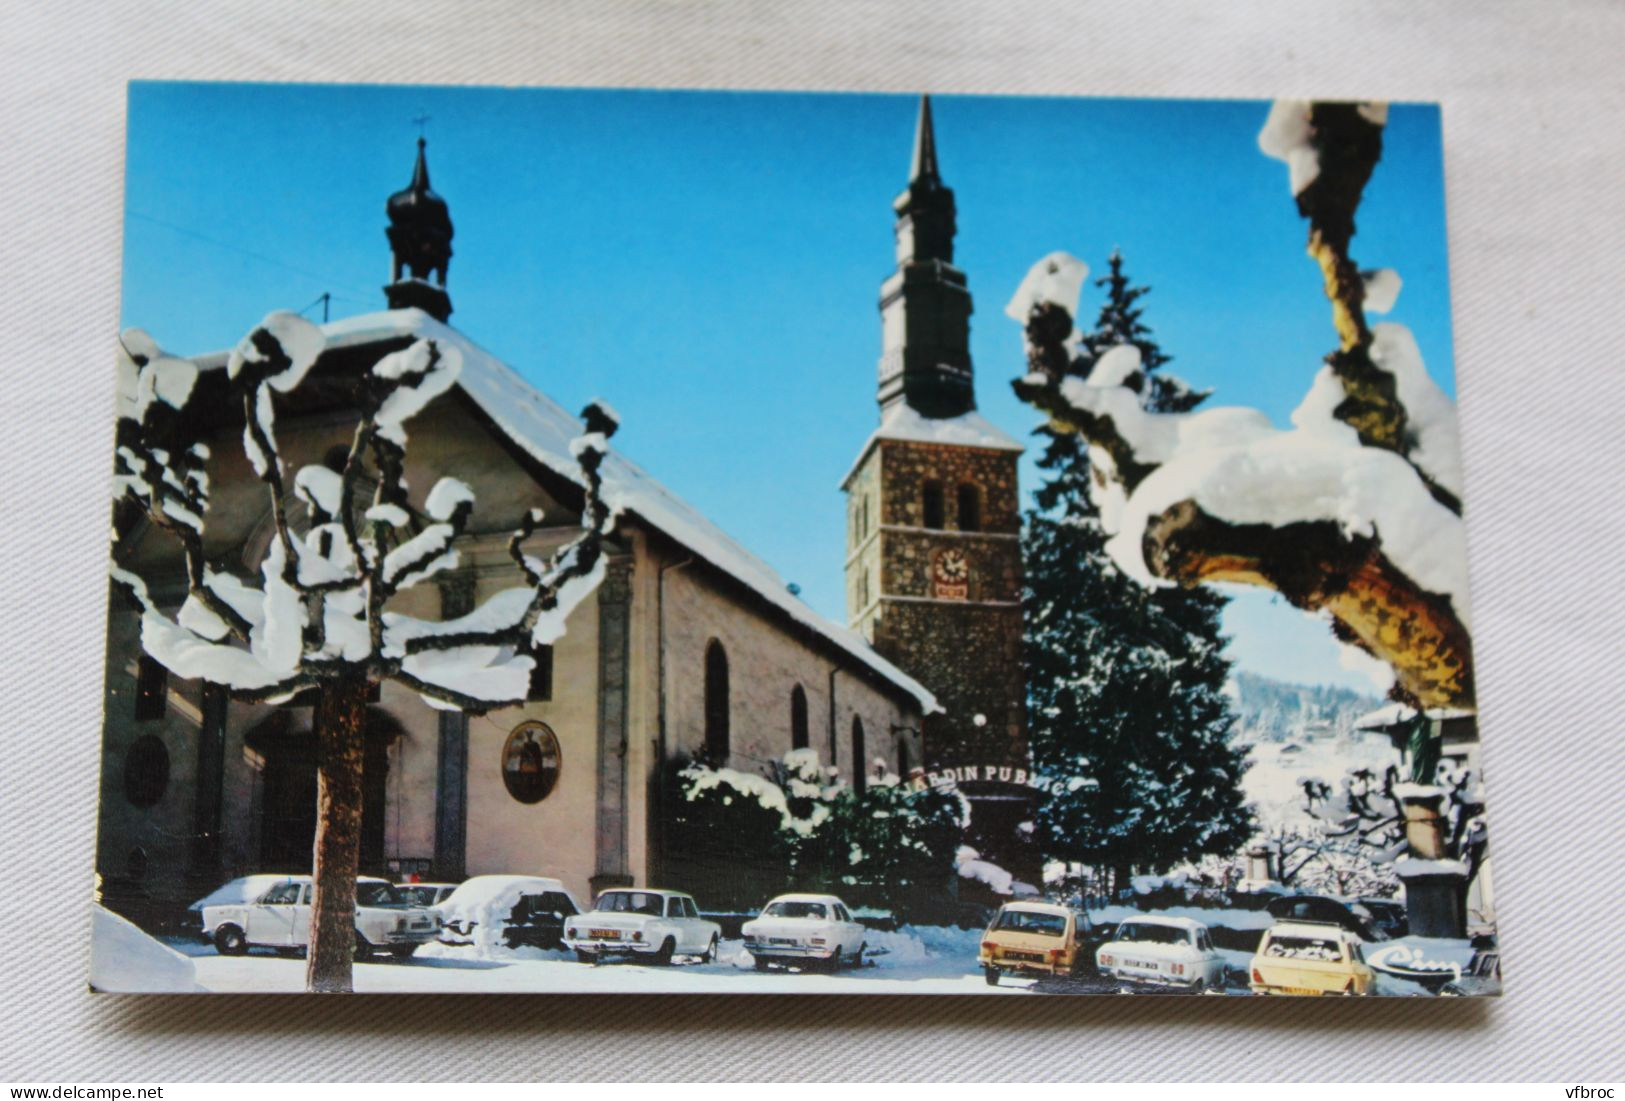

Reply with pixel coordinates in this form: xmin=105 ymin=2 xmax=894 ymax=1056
xmin=1124 ymin=959 xmax=1156 ymax=971
xmin=1005 ymin=951 xmax=1044 ymax=963
xmin=590 ymin=929 xmax=621 ymax=940
xmin=1283 ymin=986 xmax=1323 ymax=996
xmin=768 ymin=937 xmax=798 ymax=945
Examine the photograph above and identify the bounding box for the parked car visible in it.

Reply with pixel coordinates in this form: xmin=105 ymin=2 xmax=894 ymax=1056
xmin=190 ymin=874 xmax=440 ymax=959
xmin=435 ymin=875 xmax=584 ymax=951
xmin=1356 ymin=897 xmax=1409 ymax=940
xmin=1266 ymin=894 xmax=1387 ymax=941
xmin=1249 ymin=919 xmax=1374 ymax=995
xmin=1440 ymin=941 xmax=1502 ymax=997
xmin=396 ymin=882 xmax=459 ymax=908
xmin=1096 ymin=915 xmax=1227 ymax=993
xmin=978 ymin=901 xmax=1095 ymax=986
xmin=741 ymin=893 xmax=867 ymax=972
xmin=562 ymin=889 xmax=721 ymax=965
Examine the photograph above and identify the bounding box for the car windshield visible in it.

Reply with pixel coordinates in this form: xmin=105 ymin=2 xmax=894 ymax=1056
xmin=355 ymin=881 xmax=401 ymax=907
xmin=763 ymin=901 xmax=828 ymax=920
xmin=1115 ymin=923 xmax=1192 ymax=946
xmin=1264 ymin=935 xmax=1345 ymax=962
xmin=595 ymin=891 xmax=665 ymax=916
xmin=993 ymin=909 xmax=1067 ymax=937
xmin=396 ymin=885 xmax=442 ymax=906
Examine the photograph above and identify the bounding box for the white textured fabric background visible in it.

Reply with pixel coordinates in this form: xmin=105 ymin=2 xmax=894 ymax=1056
xmin=2 ymin=0 xmax=1622 ymax=1082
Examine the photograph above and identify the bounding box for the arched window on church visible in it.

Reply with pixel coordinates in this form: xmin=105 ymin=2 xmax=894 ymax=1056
xmin=957 ymin=482 xmax=981 ymax=532
xmin=851 ymin=715 xmax=867 ymax=793
xmin=704 ymin=639 xmax=730 ymax=762
xmin=922 ymin=481 xmax=945 ymax=529
xmin=790 ymin=685 xmax=809 ymax=751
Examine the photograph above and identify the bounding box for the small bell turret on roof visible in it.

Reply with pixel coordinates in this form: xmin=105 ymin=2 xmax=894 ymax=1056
xmin=385 ymin=137 xmax=454 ymax=321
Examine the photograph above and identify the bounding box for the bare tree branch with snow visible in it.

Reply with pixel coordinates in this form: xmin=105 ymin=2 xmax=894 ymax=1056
xmin=1009 ymin=100 xmax=1474 ymax=710
xmin=111 ymin=313 xmax=621 ymax=992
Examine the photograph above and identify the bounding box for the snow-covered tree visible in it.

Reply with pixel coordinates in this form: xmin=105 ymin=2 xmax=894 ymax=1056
xmin=1010 ymin=100 xmax=1473 ymax=712
xmin=111 ymin=313 xmax=619 ymax=992
xmin=1021 ymin=252 xmax=1252 ymax=889
xmin=1299 ymin=732 xmax=1488 ymax=885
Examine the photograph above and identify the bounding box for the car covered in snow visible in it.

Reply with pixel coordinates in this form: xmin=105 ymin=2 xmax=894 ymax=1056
xmin=978 ymin=901 xmax=1094 ymax=985
xmin=434 ymin=875 xmax=583 ymax=951
xmin=561 ymin=889 xmax=721 ymax=965
xmin=1248 ymin=919 xmax=1374 ymax=996
xmin=395 ymin=882 xmax=458 ymax=908
xmin=741 ymin=893 xmax=867 ymax=972
xmin=1096 ymin=915 xmax=1227 ymax=992
xmin=189 ymin=874 xmax=440 ymax=959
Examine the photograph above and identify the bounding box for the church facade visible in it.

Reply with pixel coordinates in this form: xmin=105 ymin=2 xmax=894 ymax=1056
xmin=843 ymin=98 xmax=1036 ymax=879
xmin=97 ymin=137 xmax=936 ymax=922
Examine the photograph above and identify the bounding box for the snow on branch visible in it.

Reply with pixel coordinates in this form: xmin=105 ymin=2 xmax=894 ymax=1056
xmin=1010 ymin=101 xmax=1475 ymax=709
xmin=111 ymin=313 xmax=622 ymax=714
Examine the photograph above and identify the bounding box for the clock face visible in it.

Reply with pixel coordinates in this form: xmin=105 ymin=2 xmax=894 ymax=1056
xmin=933 ymin=549 xmax=970 ymax=598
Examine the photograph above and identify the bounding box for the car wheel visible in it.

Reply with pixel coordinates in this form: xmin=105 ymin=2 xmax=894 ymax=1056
xmin=984 ymin=966 xmax=1001 ymax=987
xmin=353 ymin=930 xmax=373 ymax=961
xmin=653 ymin=937 xmax=675 ymax=966
xmin=853 ymin=942 xmax=866 ymax=969
xmin=754 ymin=954 xmax=771 ymax=972
xmin=700 ymin=935 xmax=719 ymax=964
xmin=1190 ymin=979 xmax=1205 ymax=994
xmin=213 ymin=924 xmax=247 ymax=956
xmin=390 ymin=944 xmax=417 ymax=961
xmin=575 ymin=949 xmax=598 ymax=965
xmin=824 ymin=948 xmax=843 ymax=974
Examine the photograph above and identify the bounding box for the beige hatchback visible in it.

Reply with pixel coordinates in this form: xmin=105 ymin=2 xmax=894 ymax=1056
xmin=1249 ymin=919 xmax=1375 ymax=996
xmin=978 ymin=901 xmax=1091 ymax=986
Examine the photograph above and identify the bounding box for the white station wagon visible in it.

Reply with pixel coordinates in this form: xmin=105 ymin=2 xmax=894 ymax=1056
xmin=1095 ymin=915 xmax=1228 ymax=993
xmin=562 ymin=889 xmax=721 ymax=965
xmin=189 ymin=874 xmax=440 ymax=960
xmin=741 ymin=893 xmax=867 ymax=972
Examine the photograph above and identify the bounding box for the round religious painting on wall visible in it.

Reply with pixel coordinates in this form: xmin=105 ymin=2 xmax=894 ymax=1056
xmin=501 ymin=721 xmax=561 ymax=804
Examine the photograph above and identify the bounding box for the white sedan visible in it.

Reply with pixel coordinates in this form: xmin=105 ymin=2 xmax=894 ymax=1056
xmin=1095 ymin=915 xmax=1228 ymax=992
xmin=562 ymin=889 xmax=721 ymax=965
xmin=190 ymin=874 xmax=440 ymax=960
xmin=741 ymin=893 xmax=867 ymax=972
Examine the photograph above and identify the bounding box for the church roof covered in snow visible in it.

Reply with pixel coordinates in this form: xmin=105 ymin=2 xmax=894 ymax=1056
xmin=196 ymin=309 xmax=939 ymax=713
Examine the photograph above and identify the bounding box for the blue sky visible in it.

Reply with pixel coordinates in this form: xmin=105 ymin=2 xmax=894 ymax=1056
xmin=121 ymin=83 xmax=1456 ymax=694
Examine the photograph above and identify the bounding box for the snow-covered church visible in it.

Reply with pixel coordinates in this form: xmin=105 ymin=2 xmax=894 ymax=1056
xmin=98 ymin=132 xmax=950 ymax=919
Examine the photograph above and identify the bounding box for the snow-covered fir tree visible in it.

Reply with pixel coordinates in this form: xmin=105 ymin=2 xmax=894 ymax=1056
xmin=1022 ymin=252 xmax=1253 ymax=889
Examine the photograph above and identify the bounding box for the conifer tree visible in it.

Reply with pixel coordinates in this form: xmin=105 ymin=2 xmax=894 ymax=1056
xmin=1022 ymin=252 xmax=1253 ymax=890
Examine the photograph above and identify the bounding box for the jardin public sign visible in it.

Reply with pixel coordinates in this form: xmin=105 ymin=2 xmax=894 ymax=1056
xmin=911 ymin=763 xmax=1070 ymax=795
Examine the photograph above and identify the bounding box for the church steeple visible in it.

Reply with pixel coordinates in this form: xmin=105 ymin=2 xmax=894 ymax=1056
xmin=385 ymin=137 xmax=454 ymax=322
xmin=877 ymin=95 xmax=975 ymax=418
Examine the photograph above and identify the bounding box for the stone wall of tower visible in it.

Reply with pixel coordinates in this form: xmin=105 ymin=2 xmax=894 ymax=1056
xmin=845 ymin=438 xmax=1026 ymax=770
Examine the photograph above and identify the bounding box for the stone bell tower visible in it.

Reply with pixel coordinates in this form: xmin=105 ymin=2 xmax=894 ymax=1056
xmin=841 ymin=96 xmax=1033 ymax=882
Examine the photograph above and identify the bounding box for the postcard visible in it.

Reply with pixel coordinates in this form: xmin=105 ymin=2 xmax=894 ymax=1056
xmin=93 ymin=83 xmax=1494 ymax=996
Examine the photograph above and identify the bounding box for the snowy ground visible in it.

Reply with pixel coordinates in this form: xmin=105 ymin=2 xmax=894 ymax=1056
xmin=160 ymin=926 xmax=1040 ymax=995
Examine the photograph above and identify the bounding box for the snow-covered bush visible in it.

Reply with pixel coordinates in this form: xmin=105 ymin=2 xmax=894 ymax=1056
xmin=667 ymin=750 xmax=963 ymax=922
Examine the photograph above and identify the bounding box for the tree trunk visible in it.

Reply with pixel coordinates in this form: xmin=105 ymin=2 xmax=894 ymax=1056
xmin=305 ymin=672 xmax=371 ymax=994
